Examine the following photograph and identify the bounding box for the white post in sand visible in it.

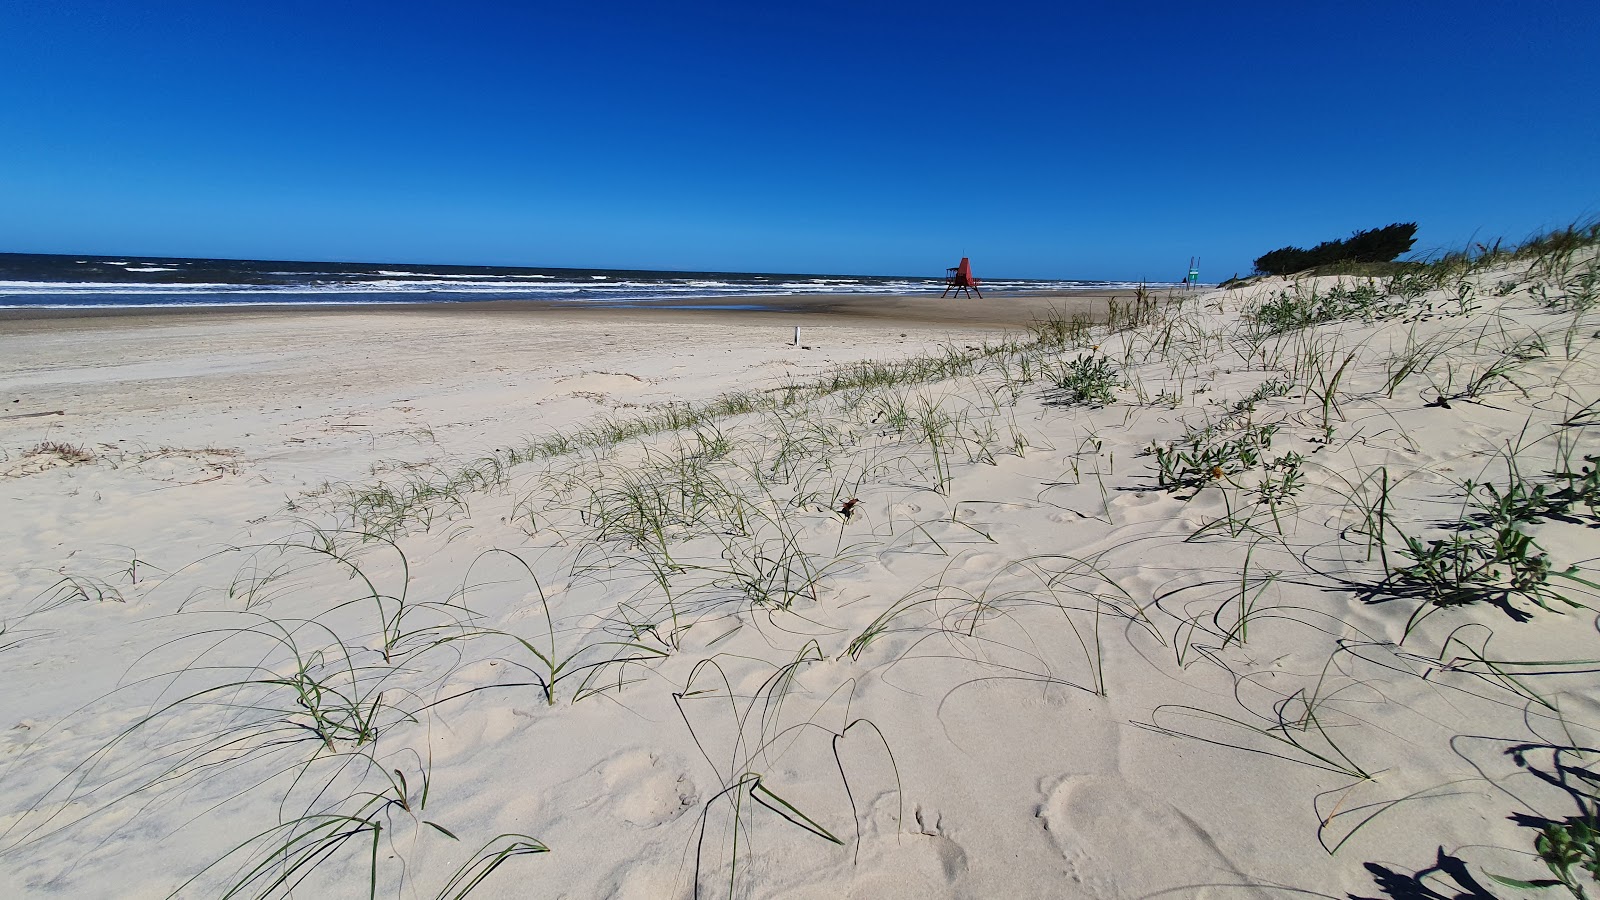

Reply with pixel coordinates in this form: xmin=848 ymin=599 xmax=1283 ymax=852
xmin=793 ymin=326 xmax=800 ymax=346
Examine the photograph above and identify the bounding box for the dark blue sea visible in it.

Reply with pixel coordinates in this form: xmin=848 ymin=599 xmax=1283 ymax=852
xmin=0 ymin=253 xmax=1158 ymax=310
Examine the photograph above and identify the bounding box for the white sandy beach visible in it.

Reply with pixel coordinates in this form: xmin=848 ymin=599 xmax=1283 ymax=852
xmin=2 ymin=263 xmax=1598 ymax=900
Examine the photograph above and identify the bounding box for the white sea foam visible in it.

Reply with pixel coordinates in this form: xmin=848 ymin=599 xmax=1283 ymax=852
xmin=0 ymin=281 xmax=265 ymax=293
xmin=0 ymin=268 xmax=1171 ymax=310
xmin=0 ymin=278 xmax=1172 ymax=297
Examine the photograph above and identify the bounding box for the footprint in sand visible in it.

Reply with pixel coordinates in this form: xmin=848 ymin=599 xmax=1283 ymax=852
xmin=427 ymin=702 xmax=526 ymax=762
xmin=783 ymin=802 xmax=973 ymax=900
xmin=951 ymin=551 xmax=1005 ymax=578
xmin=1038 ymin=775 xmax=1265 ymax=898
xmin=595 ymin=749 xmax=699 ymax=828
xmin=911 ymin=804 xmax=969 ymax=881
xmin=597 ymin=863 xmax=680 ymax=900
xmin=1106 ymin=489 xmax=1188 ymax=525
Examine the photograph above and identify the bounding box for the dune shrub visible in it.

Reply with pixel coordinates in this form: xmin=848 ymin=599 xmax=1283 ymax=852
xmin=1254 ymin=223 xmax=1419 ymax=276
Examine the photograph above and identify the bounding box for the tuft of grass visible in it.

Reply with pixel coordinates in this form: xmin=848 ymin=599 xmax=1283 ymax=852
xmin=1043 ymin=355 xmax=1118 ymax=407
xmin=1370 ymin=439 xmax=1600 ymax=633
xmin=33 ymin=573 xmax=125 ymax=607
xmin=674 ymin=650 xmax=899 ymax=898
xmin=24 ymin=441 xmax=95 ymax=463
xmin=1519 ymin=817 xmax=1600 ymax=898
xmin=1149 ymin=421 xmax=1279 ymax=499
xmin=1242 ymin=280 xmax=1412 ymax=337
xmin=1422 ymin=328 xmax=1546 ymax=408
xmin=1231 ymin=377 xmax=1293 ymax=415
xmin=1486 ymin=742 xmax=1600 ymax=899
xmin=1140 ymin=686 xmax=1374 ymax=781
xmin=1027 ymin=309 xmax=1094 ymax=349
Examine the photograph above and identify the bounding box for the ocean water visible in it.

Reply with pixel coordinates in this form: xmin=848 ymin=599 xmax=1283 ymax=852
xmin=0 ymin=253 xmax=1162 ymax=310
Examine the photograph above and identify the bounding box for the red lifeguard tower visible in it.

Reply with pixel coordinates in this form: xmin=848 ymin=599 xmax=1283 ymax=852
xmin=941 ymin=257 xmax=982 ymax=299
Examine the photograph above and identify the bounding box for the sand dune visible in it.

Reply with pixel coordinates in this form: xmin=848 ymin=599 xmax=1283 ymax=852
xmin=2 ymin=258 xmax=1598 ymax=898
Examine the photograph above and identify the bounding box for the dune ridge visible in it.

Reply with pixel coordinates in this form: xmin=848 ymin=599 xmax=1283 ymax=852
xmin=2 ymin=234 xmax=1599 ymax=898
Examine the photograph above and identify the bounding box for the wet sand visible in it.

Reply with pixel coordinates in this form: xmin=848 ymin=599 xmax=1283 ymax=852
xmin=0 ymin=289 xmax=1149 ymax=331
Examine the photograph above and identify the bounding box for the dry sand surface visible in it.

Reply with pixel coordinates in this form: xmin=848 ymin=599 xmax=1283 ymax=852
xmin=2 ymin=270 xmax=1598 ymax=899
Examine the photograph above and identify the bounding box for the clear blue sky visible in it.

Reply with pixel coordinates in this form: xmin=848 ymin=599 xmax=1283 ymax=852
xmin=3 ymin=1 xmax=1597 ymax=280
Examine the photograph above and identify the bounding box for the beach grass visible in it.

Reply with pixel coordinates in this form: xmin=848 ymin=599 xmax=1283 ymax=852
xmin=5 ymin=225 xmax=1600 ymax=896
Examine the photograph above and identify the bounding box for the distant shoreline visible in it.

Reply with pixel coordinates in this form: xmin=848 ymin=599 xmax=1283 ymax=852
xmin=0 ymin=288 xmax=1154 ymax=330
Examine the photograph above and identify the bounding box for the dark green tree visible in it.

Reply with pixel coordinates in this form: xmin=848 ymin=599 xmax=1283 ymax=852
xmin=1253 ymin=246 xmax=1312 ymax=276
xmin=1341 ymin=223 xmax=1418 ymax=262
xmin=1252 ymin=222 xmax=1418 ymax=275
